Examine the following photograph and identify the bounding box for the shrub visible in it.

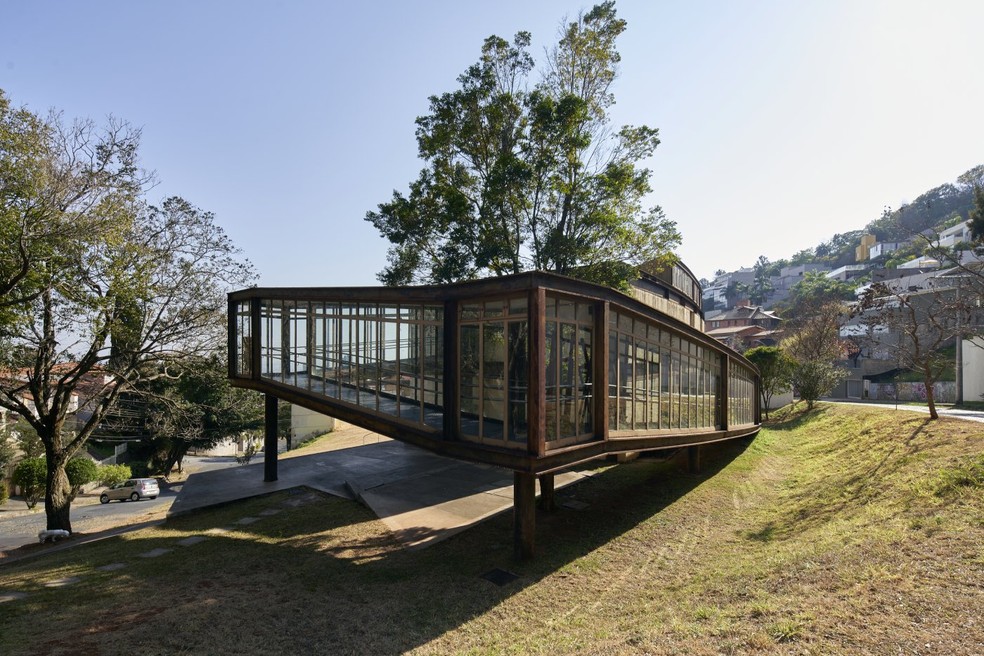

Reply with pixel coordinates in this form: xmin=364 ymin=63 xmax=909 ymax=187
xmin=791 ymin=361 xmax=845 ymax=409
xmin=12 ymin=457 xmax=47 ymax=509
xmin=98 ymin=463 xmax=132 ymax=487
xmin=65 ymin=457 xmax=100 ymax=500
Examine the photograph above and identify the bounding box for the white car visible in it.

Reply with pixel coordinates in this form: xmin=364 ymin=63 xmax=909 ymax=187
xmin=100 ymin=478 xmax=160 ymax=503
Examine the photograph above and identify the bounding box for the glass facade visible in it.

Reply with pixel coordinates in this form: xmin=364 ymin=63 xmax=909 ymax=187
xmin=459 ymin=296 xmax=529 ymax=447
xmin=607 ymin=310 xmax=721 ymax=433
xmin=254 ymin=300 xmax=445 ymax=429
xmin=728 ymin=365 xmax=755 ymax=427
xmin=544 ymin=295 xmax=594 ymax=445
xmin=229 ymin=273 xmax=760 ymax=460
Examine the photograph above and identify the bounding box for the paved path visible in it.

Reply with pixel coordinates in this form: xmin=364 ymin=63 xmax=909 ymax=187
xmin=825 ymin=399 xmax=984 ymax=423
xmin=172 ymin=431 xmax=593 ymax=550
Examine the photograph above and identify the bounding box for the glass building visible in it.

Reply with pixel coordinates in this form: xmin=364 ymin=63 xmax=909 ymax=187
xmin=228 ymin=267 xmax=760 ymax=557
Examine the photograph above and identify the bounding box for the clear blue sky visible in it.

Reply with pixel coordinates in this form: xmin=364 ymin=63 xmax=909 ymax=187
xmin=3 ymin=0 xmax=982 ymax=286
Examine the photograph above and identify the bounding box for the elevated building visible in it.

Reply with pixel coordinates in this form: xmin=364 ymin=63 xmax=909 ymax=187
xmin=227 ymin=266 xmax=760 ymax=557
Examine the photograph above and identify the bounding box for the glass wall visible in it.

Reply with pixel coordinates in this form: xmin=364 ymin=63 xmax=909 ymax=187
xmin=459 ymin=296 xmax=529 ymax=448
xmin=234 ymin=300 xmax=251 ymax=377
xmin=254 ymin=299 xmax=444 ymax=429
xmin=608 ymin=309 xmax=720 ymax=433
xmin=728 ymin=364 xmax=755 ymax=427
xmin=544 ymin=295 xmax=594 ymax=446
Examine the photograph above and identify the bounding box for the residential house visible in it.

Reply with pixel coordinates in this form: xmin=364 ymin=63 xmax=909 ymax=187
xmin=705 ymin=304 xmax=783 ymax=350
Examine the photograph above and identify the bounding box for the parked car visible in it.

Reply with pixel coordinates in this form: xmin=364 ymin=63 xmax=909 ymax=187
xmin=100 ymin=478 xmax=160 ymax=503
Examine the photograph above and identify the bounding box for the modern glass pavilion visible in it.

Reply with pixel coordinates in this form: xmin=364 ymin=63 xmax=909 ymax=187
xmin=228 ymin=267 xmax=760 ymax=558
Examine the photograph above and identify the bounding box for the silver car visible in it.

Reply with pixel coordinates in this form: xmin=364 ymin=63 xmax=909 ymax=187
xmin=100 ymin=478 xmax=160 ymax=503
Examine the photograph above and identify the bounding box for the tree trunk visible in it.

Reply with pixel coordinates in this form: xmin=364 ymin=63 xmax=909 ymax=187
xmin=924 ymin=374 xmax=939 ymax=420
xmin=44 ymin=460 xmax=73 ymax=533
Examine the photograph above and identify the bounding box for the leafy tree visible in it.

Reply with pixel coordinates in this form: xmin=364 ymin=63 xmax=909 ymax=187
xmin=790 ymin=361 xmax=845 ymax=410
xmin=366 ymin=2 xmax=680 ymax=289
xmin=782 ymin=300 xmax=847 ymax=409
xmin=744 ymin=346 xmax=794 ymax=419
xmin=781 ymin=271 xmax=856 ymax=318
xmin=0 ymin=92 xmax=254 ymax=532
xmin=10 ymin=417 xmax=43 ymax=458
xmin=0 ymin=428 xmax=15 ymax=471
xmin=12 ymin=457 xmax=46 ymax=509
xmin=64 ymin=457 xmax=98 ymax=502
xmin=725 ymin=280 xmax=749 ymax=307
xmin=749 ymin=255 xmax=775 ymax=305
xmin=969 ymin=184 xmax=984 ymax=243
xmin=137 ymin=352 xmax=264 ymax=476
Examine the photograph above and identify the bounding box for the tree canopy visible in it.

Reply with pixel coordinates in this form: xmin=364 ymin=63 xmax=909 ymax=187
xmin=0 ymin=89 xmax=254 ymax=531
xmin=366 ymin=2 xmax=680 ymax=290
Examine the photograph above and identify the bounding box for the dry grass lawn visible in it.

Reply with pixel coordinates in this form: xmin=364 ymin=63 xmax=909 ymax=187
xmin=0 ymin=403 xmax=981 ymax=655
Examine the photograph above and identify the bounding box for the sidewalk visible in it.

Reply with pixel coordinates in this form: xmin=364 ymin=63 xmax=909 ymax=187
xmin=824 ymin=399 xmax=984 ymax=423
xmin=172 ymin=426 xmax=594 ymax=550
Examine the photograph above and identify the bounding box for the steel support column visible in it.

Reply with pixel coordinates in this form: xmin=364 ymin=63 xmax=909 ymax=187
xmin=539 ymin=473 xmax=556 ymax=511
xmin=264 ymin=394 xmax=279 ymax=482
xmin=514 ymin=471 xmax=536 ymax=560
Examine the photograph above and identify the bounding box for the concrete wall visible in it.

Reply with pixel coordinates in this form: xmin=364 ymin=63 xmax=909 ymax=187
xmin=868 ymin=381 xmax=957 ymax=403
xmin=964 ymin=337 xmax=984 ymax=403
xmin=291 ymin=404 xmax=336 ymax=442
xmin=767 ymin=389 xmax=794 ymax=411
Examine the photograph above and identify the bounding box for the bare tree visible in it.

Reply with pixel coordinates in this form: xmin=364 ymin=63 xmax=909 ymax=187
xmin=853 ymin=279 xmax=979 ymax=419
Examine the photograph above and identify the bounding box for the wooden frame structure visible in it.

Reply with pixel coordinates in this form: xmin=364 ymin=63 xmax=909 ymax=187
xmin=228 ymin=269 xmax=760 ymax=558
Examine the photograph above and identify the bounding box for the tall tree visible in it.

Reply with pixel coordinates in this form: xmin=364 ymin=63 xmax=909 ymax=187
xmin=0 ymin=93 xmax=254 ymax=532
xmin=749 ymin=255 xmax=775 ymax=305
xmin=744 ymin=345 xmax=794 ymax=419
xmin=367 ymin=2 xmax=680 ymax=290
xmin=782 ymin=300 xmax=847 ymax=409
xmin=969 ymin=184 xmax=984 ymax=243
xmin=137 ymin=352 xmax=264 ymax=476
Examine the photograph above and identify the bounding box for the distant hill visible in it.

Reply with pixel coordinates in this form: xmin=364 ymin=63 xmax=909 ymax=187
xmin=757 ymin=164 xmax=984 ymax=272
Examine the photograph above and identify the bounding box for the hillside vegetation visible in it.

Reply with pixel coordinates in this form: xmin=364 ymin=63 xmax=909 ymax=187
xmin=0 ymin=404 xmax=981 ymax=655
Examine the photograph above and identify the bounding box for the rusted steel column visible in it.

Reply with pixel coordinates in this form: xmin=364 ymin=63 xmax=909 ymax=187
xmin=539 ymin=473 xmax=556 ymax=511
xmin=687 ymin=445 xmax=701 ymax=474
xmin=514 ymin=471 xmax=536 ymax=560
xmin=264 ymin=394 xmax=279 ymax=482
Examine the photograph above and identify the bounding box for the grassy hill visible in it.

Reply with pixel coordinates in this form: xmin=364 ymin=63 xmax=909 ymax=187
xmin=0 ymin=404 xmax=981 ymax=655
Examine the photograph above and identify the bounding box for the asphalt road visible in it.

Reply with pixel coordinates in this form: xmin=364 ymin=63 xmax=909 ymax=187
xmin=0 ymin=455 xmax=239 ymax=555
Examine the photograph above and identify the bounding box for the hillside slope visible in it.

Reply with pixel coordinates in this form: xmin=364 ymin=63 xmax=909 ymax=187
xmin=0 ymin=404 xmax=981 ymax=655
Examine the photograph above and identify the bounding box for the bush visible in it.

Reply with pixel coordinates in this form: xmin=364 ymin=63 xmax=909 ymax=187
xmin=12 ymin=457 xmax=46 ymax=509
xmin=98 ymin=463 xmax=132 ymax=487
xmin=65 ymin=457 xmax=99 ymax=500
xmin=791 ymin=361 xmax=846 ymax=409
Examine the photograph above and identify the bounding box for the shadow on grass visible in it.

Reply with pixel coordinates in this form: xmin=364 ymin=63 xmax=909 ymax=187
xmin=744 ymin=410 xmax=938 ymax=542
xmin=3 ymin=440 xmax=752 ymax=655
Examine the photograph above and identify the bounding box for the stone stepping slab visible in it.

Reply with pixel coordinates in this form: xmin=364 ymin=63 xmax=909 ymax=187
xmin=97 ymin=563 xmax=127 ymax=572
xmin=139 ymin=548 xmax=172 ymax=558
xmin=0 ymin=591 xmax=29 ymax=603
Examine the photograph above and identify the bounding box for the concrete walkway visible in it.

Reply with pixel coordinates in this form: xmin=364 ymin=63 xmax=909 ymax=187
xmin=171 ymin=432 xmax=594 ymax=550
